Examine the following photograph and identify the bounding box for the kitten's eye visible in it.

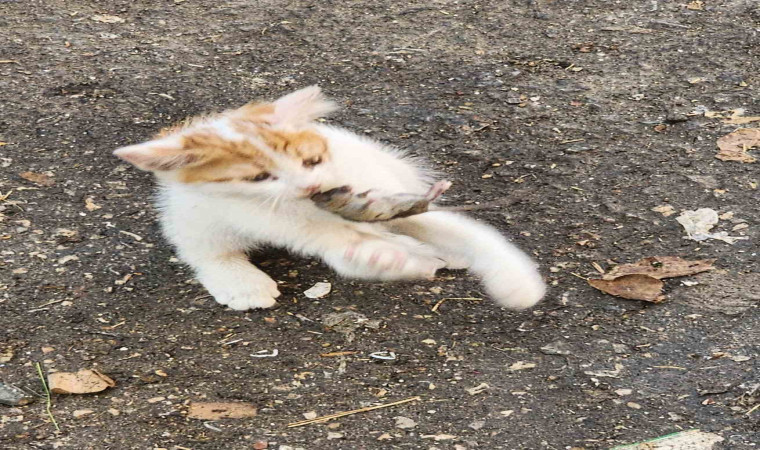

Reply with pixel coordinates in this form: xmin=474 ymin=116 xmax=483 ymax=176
xmin=243 ymin=172 xmax=271 ymax=182
xmin=303 ymin=156 xmax=322 ymax=168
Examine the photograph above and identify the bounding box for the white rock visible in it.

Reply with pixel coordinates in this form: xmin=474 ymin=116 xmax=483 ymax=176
xmin=73 ymin=409 xmax=94 ymax=418
xmin=508 ymin=361 xmax=536 ymax=371
xmin=394 ymin=416 xmax=418 ymax=429
xmin=304 ymin=282 xmax=331 ymax=299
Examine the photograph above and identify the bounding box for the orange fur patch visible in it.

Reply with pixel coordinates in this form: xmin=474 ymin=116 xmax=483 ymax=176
xmin=177 ymin=131 xmax=274 ymax=183
xmin=257 ymin=128 xmax=329 ymax=161
xmin=150 ymin=100 xmax=330 ymax=184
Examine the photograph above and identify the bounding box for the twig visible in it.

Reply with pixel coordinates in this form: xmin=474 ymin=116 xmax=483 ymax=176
xmin=431 ymin=297 xmax=482 ymax=314
xmin=71 ymin=326 xmax=121 ymax=338
xmin=287 ymin=396 xmax=421 ymax=428
xmin=28 ymin=299 xmax=65 ymax=312
xmin=35 ymin=362 xmax=60 ymax=432
xmin=320 ymin=351 xmax=358 ymax=357
xmin=747 ymin=404 xmax=760 ymax=416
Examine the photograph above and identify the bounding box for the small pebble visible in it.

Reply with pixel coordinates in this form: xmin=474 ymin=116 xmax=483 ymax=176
xmin=73 ymin=409 xmax=94 ymax=418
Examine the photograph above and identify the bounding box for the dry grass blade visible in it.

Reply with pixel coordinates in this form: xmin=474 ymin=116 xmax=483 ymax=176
xmin=35 ymin=362 xmax=60 ymax=432
xmin=287 ymin=396 xmax=421 ymax=428
xmin=431 ymin=297 xmax=482 ymax=313
xmin=320 ymin=351 xmax=359 ymax=357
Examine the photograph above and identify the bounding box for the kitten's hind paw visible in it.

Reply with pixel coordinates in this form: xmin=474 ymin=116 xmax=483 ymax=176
xmin=484 ymin=268 xmax=546 ymax=311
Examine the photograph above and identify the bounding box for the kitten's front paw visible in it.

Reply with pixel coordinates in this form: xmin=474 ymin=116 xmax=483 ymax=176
xmin=483 ymin=267 xmax=546 ymax=310
xmin=200 ymin=269 xmax=281 ymax=311
xmin=335 ymin=240 xmax=444 ymax=280
xmin=215 ymin=288 xmax=280 ymax=311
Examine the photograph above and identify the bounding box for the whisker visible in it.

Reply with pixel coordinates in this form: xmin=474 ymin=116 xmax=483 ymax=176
xmin=257 ymin=194 xmax=277 ymax=209
xmin=270 ymin=193 xmax=283 ymax=212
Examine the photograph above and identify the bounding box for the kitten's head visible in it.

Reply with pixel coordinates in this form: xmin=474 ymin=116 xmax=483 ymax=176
xmin=114 ymin=86 xmax=339 ymax=199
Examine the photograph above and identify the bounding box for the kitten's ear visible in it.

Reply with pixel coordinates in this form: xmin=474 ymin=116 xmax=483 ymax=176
xmin=113 ymin=139 xmax=200 ymax=172
xmin=271 ymin=85 xmax=337 ymax=125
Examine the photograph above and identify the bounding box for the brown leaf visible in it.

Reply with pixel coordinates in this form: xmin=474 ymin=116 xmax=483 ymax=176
xmin=604 ymin=256 xmax=714 ymax=280
xmin=48 ymin=369 xmax=115 ymax=394
xmin=19 ymin=171 xmax=54 ymax=186
xmin=187 ymin=402 xmax=257 ymax=420
xmin=588 ymin=275 xmax=665 ymax=303
xmin=716 ymin=128 xmax=759 ymax=163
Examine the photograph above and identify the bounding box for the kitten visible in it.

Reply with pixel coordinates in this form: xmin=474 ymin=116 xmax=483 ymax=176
xmin=114 ymin=86 xmax=545 ymax=311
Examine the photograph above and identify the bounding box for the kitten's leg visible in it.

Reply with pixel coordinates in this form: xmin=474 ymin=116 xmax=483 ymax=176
xmin=286 ymin=222 xmax=445 ymax=281
xmin=388 ymin=211 xmax=545 ymax=310
xmin=176 ymin=243 xmax=281 ymax=311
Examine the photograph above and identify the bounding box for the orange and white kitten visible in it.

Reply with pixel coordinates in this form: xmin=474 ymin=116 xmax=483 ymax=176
xmin=114 ymin=86 xmax=545 ymax=311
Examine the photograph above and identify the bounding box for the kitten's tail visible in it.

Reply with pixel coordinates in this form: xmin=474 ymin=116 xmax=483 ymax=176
xmin=389 ymin=211 xmax=546 ymax=310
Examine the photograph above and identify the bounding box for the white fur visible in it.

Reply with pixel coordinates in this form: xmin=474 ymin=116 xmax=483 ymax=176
xmin=121 ymin=87 xmax=546 ymax=311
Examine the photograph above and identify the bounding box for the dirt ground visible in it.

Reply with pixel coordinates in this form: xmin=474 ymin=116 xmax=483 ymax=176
xmin=1 ymin=1 xmax=758 ymax=449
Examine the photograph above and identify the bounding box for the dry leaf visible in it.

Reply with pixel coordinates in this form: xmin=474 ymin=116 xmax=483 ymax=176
xmin=91 ymin=15 xmax=125 ymax=24
xmin=84 ymin=197 xmax=102 ymax=211
xmin=187 ymin=402 xmax=257 ymax=420
xmin=0 ymin=348 xmax=13 ymax=363
xmin=19 ymin=171 xmax=54 ymax=186
xmin=604 ymin=256 xmax=714 ymax=280
xmin=588 ymin=274 xmax=665 ymax=303
xmin=652 ymin=205 xmax=676 ymax=217
xmin=686 ymin=1 xmax=703 ymax=10
xmin=48 ymin=369 xmax=116 ymax=394
xmin=716 ymin=128 xmax=759 ymax=163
